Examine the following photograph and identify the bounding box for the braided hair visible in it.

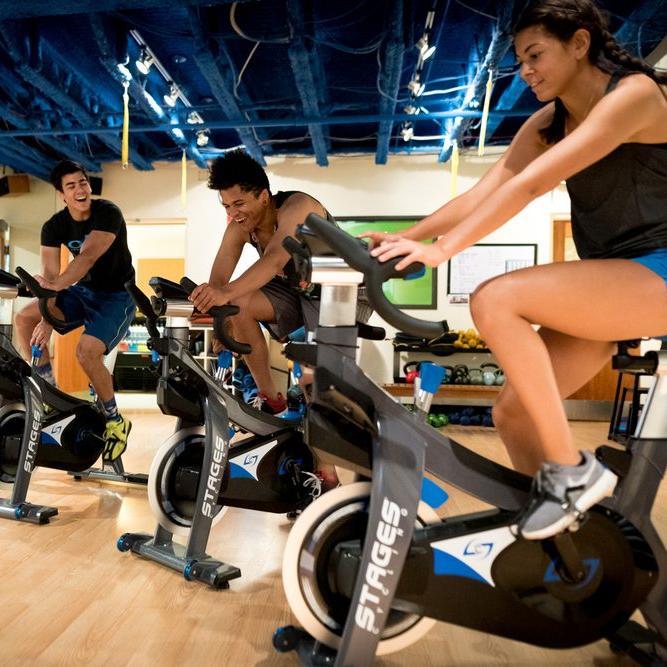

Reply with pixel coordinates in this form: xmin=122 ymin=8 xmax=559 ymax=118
xmin=513 ymin=0 xmax=667 ymax=144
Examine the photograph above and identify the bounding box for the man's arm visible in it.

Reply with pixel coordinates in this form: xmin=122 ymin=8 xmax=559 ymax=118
xmin=40 ymin=246 xmax=61 ymax=281
xmin=208 ymin=220 xmax=246 ymax=287
xmin=39 ymin=231 xmax=115 ymax=291
xmin=224 ymin=193 xmax=324 ymax=299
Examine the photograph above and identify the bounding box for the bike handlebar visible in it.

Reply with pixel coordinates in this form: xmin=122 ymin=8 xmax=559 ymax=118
xmin=290 ymin=214 xmax=449 ymax=339
xmin=178 ymin=277 xmax=252 ymax=355
xmin=15 ymin=266 xmax=68 ymax=328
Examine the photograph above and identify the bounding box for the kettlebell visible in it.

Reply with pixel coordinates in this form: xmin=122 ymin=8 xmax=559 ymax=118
xmin=481 ymin=362 xmax=499 ymax=386
xmin=495 ymin=368 xmax=505 ymax=385
xmin=403 ymin=361 xmax=421 ymax=384
xmin=468 ymin=367 xmax=483 ymax=385
xmin=452 ymin=364 xmax=469 ymax=385
xmin=442 ymin=365 xmax=454 ymax=384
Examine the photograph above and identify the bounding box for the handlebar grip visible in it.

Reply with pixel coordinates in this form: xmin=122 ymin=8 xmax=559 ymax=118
xmin=15 ymin=266 xmax=68 ymax=328
xmin=125 ymin=281 xmax=161 ymax=339
xmin=178 ymin=276 xmax=252 ymax=355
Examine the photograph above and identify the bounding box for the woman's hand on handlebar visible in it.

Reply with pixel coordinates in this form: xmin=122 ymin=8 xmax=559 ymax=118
xmin=30 ymin=319 xmax=54 ymax=349
xmin=189 ymin=282 xmax=231 ymax=313
xmin=370 ymin=237 xmax=448 ymax=270
xmin=357 ymin=231 xmax=404 ymax=250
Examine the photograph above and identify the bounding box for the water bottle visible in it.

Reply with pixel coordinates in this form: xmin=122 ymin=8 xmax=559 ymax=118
xmin=31 ymin=344 xmax=42 ymax=367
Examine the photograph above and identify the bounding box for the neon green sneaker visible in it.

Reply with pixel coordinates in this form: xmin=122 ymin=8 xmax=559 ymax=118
xmin=102 ymin=415 xmax=132 ymax=462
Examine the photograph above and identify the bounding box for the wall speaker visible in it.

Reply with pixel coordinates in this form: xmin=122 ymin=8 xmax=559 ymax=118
xmin=89 ymin=176 xmax=103 ymax=196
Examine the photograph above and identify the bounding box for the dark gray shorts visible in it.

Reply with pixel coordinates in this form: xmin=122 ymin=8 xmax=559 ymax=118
xmin=260 ymin=277 xmax=319 ymax=341
xmin=259 ymin=278 xmax=373 ymax=341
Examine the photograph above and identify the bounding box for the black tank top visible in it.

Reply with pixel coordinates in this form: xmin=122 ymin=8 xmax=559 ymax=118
xmin=565 ymin=72 xmax=667 ymax=259
xmin=249 ymin=190 xmax=335 ymax=289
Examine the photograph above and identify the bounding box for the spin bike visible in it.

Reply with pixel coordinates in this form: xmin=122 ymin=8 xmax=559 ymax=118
xmin=116 ymin=276 xmax=318 ymax=588
xmin=0 ymin=267 xmax=143 ymax=524
xmin=272 ymin=214 xmax=667 ymax=666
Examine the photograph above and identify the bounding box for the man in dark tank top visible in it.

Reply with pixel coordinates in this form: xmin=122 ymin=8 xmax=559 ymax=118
xmin=190 ymin=149 xmax=334 ymax=415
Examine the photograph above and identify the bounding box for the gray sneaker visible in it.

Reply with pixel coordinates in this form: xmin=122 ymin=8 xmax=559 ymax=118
xmin=519 ymin=451 xmax=618 ymax=540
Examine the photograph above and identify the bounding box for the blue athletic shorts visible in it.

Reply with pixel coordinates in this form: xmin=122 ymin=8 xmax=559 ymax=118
xmin=630 ymin=248 xmax=667 ymax=283
xmin=54 ymin=284 xmax=135 ymax=353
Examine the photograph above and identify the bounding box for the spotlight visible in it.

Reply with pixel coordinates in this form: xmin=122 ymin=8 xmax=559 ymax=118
xmin=408 ymin=77 xmax=425 ymax=97
xmin=196 ymin=130 xmax=210 ymax=147
xmin=187 ymin=111 xmax=204 ymax=124
xmin=135 ymin=48 xmax=154 ymax=75
xmin=163 ymin=83 xmax=179 ymax=108
xmin=416 ymin=35 xmax=436 ymax=61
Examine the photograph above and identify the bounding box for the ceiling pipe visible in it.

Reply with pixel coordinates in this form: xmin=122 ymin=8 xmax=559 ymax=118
xmin=286 ymin=0 xmax=329 ymax=167
xmin=0 ymin=108 xmax=538 ymax=139
xmin=188 ymin=7 xmax=266 ymax=165
xmin=375 ymin=0 xmax=405 ymax=165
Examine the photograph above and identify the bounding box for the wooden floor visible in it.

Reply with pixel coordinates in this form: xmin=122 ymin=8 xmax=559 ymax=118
xmin=1 ymin=411 xmax=664 ymax=667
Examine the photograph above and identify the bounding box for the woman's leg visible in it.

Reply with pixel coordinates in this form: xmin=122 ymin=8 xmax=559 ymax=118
xmin=493 ymin=328 xmax=614 ymax=474
xmin=470 ymin=259 xmax=667 ymax=468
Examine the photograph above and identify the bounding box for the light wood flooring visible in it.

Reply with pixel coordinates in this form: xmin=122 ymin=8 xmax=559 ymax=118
xmin=1 ymin=411 xmax=664 ymax=667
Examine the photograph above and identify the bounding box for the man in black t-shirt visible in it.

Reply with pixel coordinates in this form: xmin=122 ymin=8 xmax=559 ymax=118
xmin=15 ymin=160 xmax=134 ymax=462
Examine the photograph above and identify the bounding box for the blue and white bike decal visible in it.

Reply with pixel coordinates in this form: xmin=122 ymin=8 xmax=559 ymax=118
xmin=431 ymin=526 xmax=517 ymax=584
xmin=229 ymin=439 xmax=278 ymax=480
xmin=41 ymin=414 xmax=76 ymax=446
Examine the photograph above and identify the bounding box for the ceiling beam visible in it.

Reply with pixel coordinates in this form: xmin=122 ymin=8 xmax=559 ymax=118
xmin=286 ymin=0 xmax=329 ymax=167
xmin=188 ymin=8 xmax=266 ymax=165
xmin=439 ymin=2 xmax=515 ymax=162
xmin=615 ymin=0 xmax=665 ymax=48
xmin=375 ymin=0 xmax=405 ymax=165
xmin=0 ymin=0 xmax=245 ymax=20
xmin=0 ymin=61 xmax=101 ymax=172
xmin=89 ymin=15 xmax=207 ymax=169
xmin=0 ymin=22 xmax=153 ymax=170
xmin=0 ymin=141 xmax=52 ymax=180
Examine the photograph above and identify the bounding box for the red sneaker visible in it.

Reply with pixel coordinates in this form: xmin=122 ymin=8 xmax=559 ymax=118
xmin=258 ymin=392 xmax=287 ymax=415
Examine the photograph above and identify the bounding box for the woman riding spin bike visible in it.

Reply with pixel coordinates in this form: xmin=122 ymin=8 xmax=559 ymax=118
xmin=367 ymin=0 xmax=667 ymax=540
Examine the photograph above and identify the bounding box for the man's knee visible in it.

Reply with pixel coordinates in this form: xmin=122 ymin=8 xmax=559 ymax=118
xmin=76 ymin=338 xmax=105 ymax=369
xmin=233 ymin=290 xmax=275 ymax=324
xmin=14 ymin=304 xmax=39 ymax=331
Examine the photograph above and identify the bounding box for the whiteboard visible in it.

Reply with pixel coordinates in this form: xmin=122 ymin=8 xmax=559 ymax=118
xmin=447 ymin=244 xmax=537 ymax=295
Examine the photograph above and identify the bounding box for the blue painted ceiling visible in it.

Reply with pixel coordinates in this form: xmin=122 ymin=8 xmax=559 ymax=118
xmin=0 ymin=0 xmax=665 ymax=179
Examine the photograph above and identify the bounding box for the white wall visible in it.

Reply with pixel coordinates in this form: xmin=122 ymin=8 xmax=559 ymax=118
xmin=0 ymin=154 xmax=572 ymax=382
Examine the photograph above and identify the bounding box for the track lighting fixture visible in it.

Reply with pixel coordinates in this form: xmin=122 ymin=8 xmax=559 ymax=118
xmin=135 ymin=48 xmax=154 ymax=75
